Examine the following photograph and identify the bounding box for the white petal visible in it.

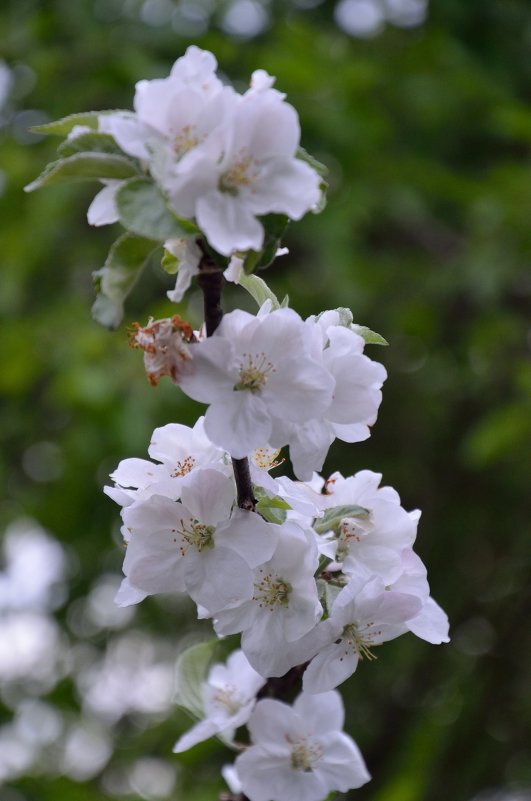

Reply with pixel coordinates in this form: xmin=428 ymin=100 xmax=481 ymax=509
xmin=87 ymin=183 xmax=121 ymax=226
xmin=216 ymin=508 xmax=278 ymax=568
xmin=180 ymin=468 xmax=235 ymax=526
xmin=196 ymin=191 xmax=264 ymax=256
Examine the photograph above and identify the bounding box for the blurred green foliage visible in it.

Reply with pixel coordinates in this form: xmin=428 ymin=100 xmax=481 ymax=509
xmin=1 ymin=1 xmax=530 ymax=800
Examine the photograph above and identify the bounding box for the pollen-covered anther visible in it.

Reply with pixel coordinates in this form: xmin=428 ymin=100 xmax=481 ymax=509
xmin=289 ymin=738 xmax=323 ymax=772
xmin=342 ymin=623 xmax=379 ymax=662
xmin=171 ymin=455 xmax=196 ymax=477
xmin=178 ymin=518 xmax=214 ymax=553
xmin=234 ymin=352 xmax=275 ymax=393
xmin=253 ymin=569 xmax=291 ymax=609
xmin=211 ymin=683 xmax=245 ymax=716
xmin=173 ymin=124 xmax=203 ymax=157
xmin=219 ymin=150 xmax=260 ymax=195
xmin=252 ymin=446 xmax=284 ymax=471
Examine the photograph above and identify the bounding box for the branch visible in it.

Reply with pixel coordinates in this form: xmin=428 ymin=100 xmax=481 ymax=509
xmin=197 ymin=249 xmax=256 ymax=513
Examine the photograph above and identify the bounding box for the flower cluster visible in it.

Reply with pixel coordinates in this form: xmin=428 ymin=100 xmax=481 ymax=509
xmin=30 ymin=44 xmax=450 ymax=801
xmin=89 ymin=46 xmax=321 ymax=258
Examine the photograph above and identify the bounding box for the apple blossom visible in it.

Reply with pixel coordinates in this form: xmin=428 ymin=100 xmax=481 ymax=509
xmin=303 ymin=573 xmax=421 ymax=694
xmin=235 ymin=691 xmax=370 ymax=801
xmin=174 ymin=650 xmax=265 ymax=753
xmin=178 ymin=306 xmax=335 ymax=458
xmin=318 ymin=469 xmax=420 ymax=583
xmin=104 ymin=417 xmax=227 ymax=507
xmin=213 ymin=521 xmax=322 ymax=677
xmin=120 ymin=468 xmax=278 ymax=613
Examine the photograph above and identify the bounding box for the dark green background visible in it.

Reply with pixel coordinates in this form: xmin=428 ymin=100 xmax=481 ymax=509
xmin=1 ymin=1 xmax=530 ymax=799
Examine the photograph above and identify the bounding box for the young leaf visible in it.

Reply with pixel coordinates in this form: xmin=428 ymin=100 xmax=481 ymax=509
xmin=91 ymin=233 xmax=157 ymax=329
xmin=238 ymin=272 xmax=282 ymax=311
xmin=351 ymin=324 xmax=389 ymax=346
xmin=255 ymin=487 xmax=291 ymax=525
xmin=24 ymin=152 xmax=140 ymax=192
xmin=314 ymin=504 xmax=370 ymax=535
xmin=30 ymin=109 xmax=131 ymax=136
xmin=116 ymin=177 xmax=200 ymax=242
xmin=58 ymin=132 xmax=126 ymax=158
xmin=175 ymin=639 xmax=219 ymax=719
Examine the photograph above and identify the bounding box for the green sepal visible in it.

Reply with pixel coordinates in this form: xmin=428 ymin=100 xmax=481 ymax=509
xmin=30 ymin=109 xmax=131 ymax=136
xmin=254 ymin=487 xmax=291 ymax=525
xmin=161 ymin=248 xmax=180 ymax=275
xmin=24 ymin=152 xmax=140 ymax=192
xmin=116 ymin=177 xmax=200 ymax=242
xmin=91 ymin=233 xmax=157 ymax=329
xmin=313 ymin=504 xmax=370 ymax=535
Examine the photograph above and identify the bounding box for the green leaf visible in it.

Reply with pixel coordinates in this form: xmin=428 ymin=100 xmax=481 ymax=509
xmin=91 ymin=233 xmax=157 ymax=329
xmin=24 ymin=152 xmax=140 ymax=192
xmin=351 ymin=324 xmax=389 ymax=346
xmin=175 ymin=639 xmax=218 ymax=719
xmin=314 ymin=504 xmax=370 ymax=535
xmin=58 ymin=132 xmax=126 ymax=158
xmin=255 ymin=487 xmax=291 ymax=525
xmin=30 ymin=109 xmax=131 ymax=136
xmin=116 ymin=177 xmax=200 ymax=242
xmin=238 ymin=272 xmax=282 ymax=310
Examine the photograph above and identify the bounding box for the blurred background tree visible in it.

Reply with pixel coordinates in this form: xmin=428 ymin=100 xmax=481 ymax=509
xmin=0 ymin=1 xmax=530 ymax=800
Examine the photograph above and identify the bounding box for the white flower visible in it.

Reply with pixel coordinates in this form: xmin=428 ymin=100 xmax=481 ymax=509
xmin=276 ymin=320 xmax=387 ymax=480
xmin=235 ymin=691 xmax=370 ymax=801
xmin=173 ymin=650 xmax=265 ymax=752
xmin=120 ymin=468 xmax=278 ymax=613
xmin=178 ymin=307 xmax=335 ymax=458
xmin=166 ymin=75 xmax=321 ymax=256
xmin=104 ymin=417 xmax=227 ymax=508
xmin=303 ymin=574 xmax=421 ymax=694
xmin=99 ymin=46 xmax=231 ymax=166
xmin=213 ymin=522 xmax=322 ymax=677
xmin=319 ymin=469 xmax=420 ymax=583
xmin=389 ymin=549 xmax=450 ymax=644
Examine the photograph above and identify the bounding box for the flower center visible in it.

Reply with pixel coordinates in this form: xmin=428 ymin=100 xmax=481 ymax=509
xmin=211 ymin=683 xmax=244 ymax=716
xmin=173 ymin=124 xmax=202 ymax=158
xmin=340 ymin=622 xmax=380 ymax=662
xmin=178 ymin=519 xmax=214 ymax=553
xmin=171 ymin=455 xmax=196 ymax=478
xmin=252 ymin=446 xmax=284 ymax=471
xmin=219 ymin=151 xmax=258 ymax=196
xmin=253 ymin=569 xmax=291 ymax=609
xmin=289 ymin=738 xmax=323 ymax=772
xmin=234 ymin=352 xmax=275 ymax=393
xmin=336 ymin=519 xmax=366 ymax=560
